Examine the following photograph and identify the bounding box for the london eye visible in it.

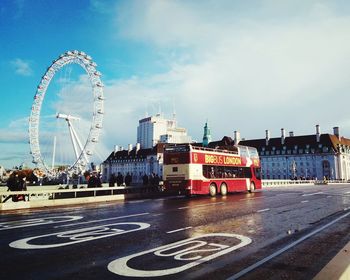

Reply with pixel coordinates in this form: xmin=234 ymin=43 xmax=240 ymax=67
xmin=29 ymin=50 xmax=104 ymax=178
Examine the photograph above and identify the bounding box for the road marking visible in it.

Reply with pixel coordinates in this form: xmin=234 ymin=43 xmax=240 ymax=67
xmin=54 ymin=213 xmax=149 ymax=228
xmin=240 ymin=197 xmax=264 ymax=201
xmin=166 ymin=227 xmax=192 ymax=234
xmin=108 ymin=233 xmax=252 ymax=277
xmin=345 ymin=191 xmax=350 ymax=194
xmin=10 ymin=222 xmax=150 ymax=249
xmin=302 ymin=192 xmax=323 ymax=197
xmin=178 ymin=202 xmax=224 ymax=210
xmin=0 ymin=216 xmax=83 ymax=231
xmin=276 ymin=193 xmax=298 ymax=196
xmin=152 ymin=213 xmax=164 ymax=217
xmin=327 ymin=196 xmax=332 ymax=198
xmin=226 ymin=211 xmax=350 ymax=280
xmin=301 ymin=200 xmax=309 ymax=203
xmin=257 ymin=208 xmax=270 ymax=213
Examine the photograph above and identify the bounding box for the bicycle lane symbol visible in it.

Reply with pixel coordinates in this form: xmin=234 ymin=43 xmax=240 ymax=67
xmin=108 ymin=233 xmax=252 ymax=277
xmin=9 ymin=222 xmax=150 ymax=249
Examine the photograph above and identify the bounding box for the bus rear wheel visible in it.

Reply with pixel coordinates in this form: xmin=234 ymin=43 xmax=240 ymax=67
xmin=220 ymin=183 xmax=228 ymax=196
xmin=248 ymin=182 xmax=255 ymax=193
xmin=209 ymin=184 xmax=217 ymax=197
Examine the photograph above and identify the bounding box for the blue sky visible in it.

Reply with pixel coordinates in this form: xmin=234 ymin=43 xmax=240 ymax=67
xmin=1 ymin=0 xmax=350 ymax=169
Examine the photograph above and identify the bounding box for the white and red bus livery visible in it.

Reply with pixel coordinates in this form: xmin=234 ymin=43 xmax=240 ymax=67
xmin=163 ymin=143 xmax=261 ymax=196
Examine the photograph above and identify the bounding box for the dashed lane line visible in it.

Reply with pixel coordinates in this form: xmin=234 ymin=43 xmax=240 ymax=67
xmin=302 ymin=192 xmax=324 ymax=197
xmin=178 ymin=202 xmax=225 ymax=210
xmin=256 ymin=208 xmax=270 ymax=213
xmin=166 ymin=226 xmax=193 ymax=234
xmin=54 ymin=212 xmax=150 ymax=228
xmin=301 ymin=200 xmax=309 ymax=203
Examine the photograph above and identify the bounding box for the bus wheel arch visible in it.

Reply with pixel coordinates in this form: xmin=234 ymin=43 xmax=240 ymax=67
xmin=220 ymin=183 xmax=228 ymax=196
xmin=248 ymin=182 xmax=255 ymax=193
xmin=209 ymin=183 xmax=217 ymax=197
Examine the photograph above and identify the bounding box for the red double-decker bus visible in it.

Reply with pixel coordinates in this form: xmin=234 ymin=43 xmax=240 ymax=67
xmin=163 ymin=143 xmax=261 ymax=196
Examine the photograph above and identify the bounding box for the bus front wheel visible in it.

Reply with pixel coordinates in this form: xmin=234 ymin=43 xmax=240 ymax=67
xmin=248 ymin=182 xmax=255 ymax=193
xmin=209 ymin=184 xmax=217 ymax=197
xmin=220 ymin=183 xmax=228 ymax=196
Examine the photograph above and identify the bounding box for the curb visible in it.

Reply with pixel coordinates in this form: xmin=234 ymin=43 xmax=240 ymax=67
xmin=313 ymin=241 xmax=350 ymax=280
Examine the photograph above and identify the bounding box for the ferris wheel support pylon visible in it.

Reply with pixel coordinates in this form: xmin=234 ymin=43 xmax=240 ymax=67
xmin=29 ymin=50 xmax=104 ymax=177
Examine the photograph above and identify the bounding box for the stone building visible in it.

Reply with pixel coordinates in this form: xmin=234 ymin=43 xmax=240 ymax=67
xmin=102 ymin=144 xmax=165 ymax=184
xmin=239 ymin=125 xmax=350 ymax=180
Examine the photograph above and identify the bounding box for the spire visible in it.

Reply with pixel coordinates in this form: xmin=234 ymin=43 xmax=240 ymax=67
xmin=202 ymin=121 xmax=211 ymax=147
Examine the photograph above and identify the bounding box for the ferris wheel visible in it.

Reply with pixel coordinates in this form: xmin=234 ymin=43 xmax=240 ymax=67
xmin=29 ymin=50 xmax=104 ymax=177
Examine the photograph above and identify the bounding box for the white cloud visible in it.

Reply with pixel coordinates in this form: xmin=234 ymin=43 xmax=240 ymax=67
xmin=11 ymin=58 xmax=33 ymax=76
xmin=108 ymin=1 xmax=350 ymax=141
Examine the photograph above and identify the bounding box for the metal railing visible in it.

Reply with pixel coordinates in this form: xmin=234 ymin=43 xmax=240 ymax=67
xmin=0 ymin=184 xmax=159 ymax=204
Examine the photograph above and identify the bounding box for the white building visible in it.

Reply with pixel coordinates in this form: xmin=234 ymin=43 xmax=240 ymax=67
xmin=102 ymin=144 xmax=164 ymax=183
xmin=137 ymin=114 xmax=191 ymax=149
xmin=238 ymin=125 xmax=350 ymax=181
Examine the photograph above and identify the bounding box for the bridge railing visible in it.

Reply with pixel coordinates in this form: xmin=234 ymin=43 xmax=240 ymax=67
xmin=262 ymin=179 xmax=315 ymax=187
xmin=0 ymin=184 xmax=158 ymax=204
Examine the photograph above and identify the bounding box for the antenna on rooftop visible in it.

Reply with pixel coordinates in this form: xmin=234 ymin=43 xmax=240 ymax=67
xmin=145 ymin=99 xmax=149 ymax=117
xmin=172 ymin=100 xmax=176 ymax=120
xmin=158 ymin=101 xmax=161 ymax=116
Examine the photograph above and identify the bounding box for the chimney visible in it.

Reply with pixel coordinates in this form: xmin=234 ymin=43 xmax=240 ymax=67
xmin=316 ymin=124 xmax=320 ymax=142
xmin=265 ymin=130 xmax=270 ymax=146
xmin=136 ymin=143 xmax=141 ymax=153
xmin=120 ymin=146 xmax=124 ymax=151
xmin=289 ymin=131 xmax=294 ymax=137
xmin=234 ymin=131 xmax=240 ymax=145
xmin=333 ymin=126 xmax=340 ymax=139
xmin=128 ymin=144 xmax=133 ymax=153
xmin=114 ymin=145 xmax=119 ymax=154
xmin=281 ymin=128 xmax=286 ymax=145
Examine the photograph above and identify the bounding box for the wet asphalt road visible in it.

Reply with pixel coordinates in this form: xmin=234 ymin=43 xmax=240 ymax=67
xmin=0 ymin=184 xmax=349 ymax=280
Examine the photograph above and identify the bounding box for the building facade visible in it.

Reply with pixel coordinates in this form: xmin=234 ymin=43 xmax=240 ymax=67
xmin=102 ymin=121 xmax=350 ymax=183
xmin=137 ymin=114 xmax=191 ymax=149
xmin=102 ymin=144 xmax=164 ymax=184
xmin=239 ymin=126 xmax=350 ymax=180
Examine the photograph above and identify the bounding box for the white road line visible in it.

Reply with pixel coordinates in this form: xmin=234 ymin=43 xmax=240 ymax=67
xmin=345 ymin=191 xmax=350 ymax=194
xmin=54 ymin=212 xmax=150 ymax=228
xmin=152 ymin=213 xmax=164 ymax=217
xmin=301 ymin=200 xmax=309 ymax=203
xmin=166 ymin=226 xmax=192 ymax=234
xmin=327 ymin=196 xmax=332 ymax=198
xmin=227 ymin=210 xmax=350 ymax=280
xmin=257 ymin=208 xmax=270 ymax=213
xmin=178 ymin=202 xmax=224 ymax=210
xmin=240 ymin=197 xmax=264 ymax=201
xmin=302 ymin=192 xmax=324 ymax=197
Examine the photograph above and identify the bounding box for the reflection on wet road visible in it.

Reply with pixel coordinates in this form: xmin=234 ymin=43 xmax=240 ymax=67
xmin=0 ymin=183 xmax=349 ymax=279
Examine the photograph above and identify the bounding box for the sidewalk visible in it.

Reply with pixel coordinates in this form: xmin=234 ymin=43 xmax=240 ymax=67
xmin=314 ymin=241 xmax=350 ymax=280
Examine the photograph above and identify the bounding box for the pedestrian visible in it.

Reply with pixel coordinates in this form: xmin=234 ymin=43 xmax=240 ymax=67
xmin=125 ymin=172 xmax=132 ymax=186
xmin=116 ymin=172 xmax=124 ymax=186
xmin=109 ymin=173 xmax=116 ymax=187
xmin=3 ymin=173 xmax=20 ymax=202
xmin=142 ymin=173 xmax=148 ymax=186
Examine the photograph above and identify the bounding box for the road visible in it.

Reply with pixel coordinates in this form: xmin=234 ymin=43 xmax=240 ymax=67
xmin=0 ymin=183 xmax=349 ymax=280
